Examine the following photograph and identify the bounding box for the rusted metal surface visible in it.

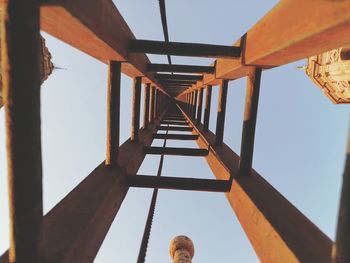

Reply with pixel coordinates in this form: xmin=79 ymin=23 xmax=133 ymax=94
xmin=129 ymin=39 xmax=241 ymax=58
xmin=333 ymin=129 xmax=350 ymax=263
xmin=142 ymin=83 xmax=151 ymax=129
xmin=196 ymin=88 xmax=203 ymax=124
xmin=158 ymin=126 xmax=193 ymax=131
xmin=215 ymin=80 xmax=229 ymax=145
xmin=177 ymin=102 xmax=332 ymax=263
xmin=106 ymin=61 xmax=121 ymax=166
xmin=153 ymin=134 xmax=198 ymax=140
xmin=1 ymin=1 xmax=43 ymax=262
xmin=131 ymin=77 xmax=142 ymax=141
xmin=155 ymin=73 xmax=203 ymax=81
xmin=192 ymin=90 xmax=198 ymax=120
xmin=161 ymin=120 xmax=188 ymax=125
xmin=239 ymin=68 xmax=262 ymax=176
xmin=149 ymin=86 xmax=155 ymax=124
xmin=127 ymin=175 xmax=230 ymax=192
xmin=147 ymin=63 xmax=215 ymax=74
xmin=40 ymin=0 xmax=169 ymax=94
xmin=144 ymin=146 xmax=208 ymax=157
xmin=203 ymin=85 xmax=212 ymax=132
xmin=0 ymin=110 xmax=168 ymax=263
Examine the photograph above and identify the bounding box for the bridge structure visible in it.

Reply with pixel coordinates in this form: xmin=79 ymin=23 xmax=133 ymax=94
xmin=0 ymin=0 xmax=350 ymax=262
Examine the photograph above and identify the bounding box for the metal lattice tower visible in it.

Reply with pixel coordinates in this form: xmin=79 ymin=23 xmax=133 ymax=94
xmin=0 ymin=1 xmax=350 ymax=263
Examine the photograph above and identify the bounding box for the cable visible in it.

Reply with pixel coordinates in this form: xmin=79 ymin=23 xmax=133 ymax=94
xmin=136 ymin=128 xmax=168 ymax=263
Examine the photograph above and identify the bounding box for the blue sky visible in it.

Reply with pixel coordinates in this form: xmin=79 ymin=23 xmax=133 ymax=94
xmin=0 ymin=1 xmax=349 ymax=262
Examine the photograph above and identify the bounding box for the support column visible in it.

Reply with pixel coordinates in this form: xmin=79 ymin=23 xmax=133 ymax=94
xmin=131 ymin=76 xmax=142 ymax=141
xmin=189 ymin=92 xmax=193 ymax=116
xmin=142 ymin=83 xmax=151 ymax=129
xmin=239 ymin=68 xmax=262 ymax=175
xmin=106 ymin=61 xmax=121 ymax=166
xmin=149 ymin=86 xmax=155 ymax=124
xmin=203 ymin=85 xmax=212 ymax=132
xmin=1 ymin=1 xmax=43 ymax=262
xmin=333 ymin=128 xmax=350 ymax=263
xmin=215 ymin=80 xmax=229 ymax=145
xmin=153 ymin=89 xmax=158 ymax=120
xmin=196 ymin=88 xmax=204 ymax=124
xmin=192 ymin=90 xmax=198 ymax=120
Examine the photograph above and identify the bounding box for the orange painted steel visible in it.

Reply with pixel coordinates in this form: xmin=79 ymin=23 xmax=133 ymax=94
xmin=177 ymin=102 xmax=332 ymax=263
xmin=106 ymin=61 xmax=121 ymax=166
xmin=1 ymin=1 xmax=43 ymax=262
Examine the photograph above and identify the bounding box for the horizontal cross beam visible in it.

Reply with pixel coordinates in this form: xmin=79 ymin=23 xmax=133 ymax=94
xmin=153 ymin=133 xmax=198 ymax=140
xmin=158 ymin=126 xmax=193 ymax=131
xmin=127 ymin=175 xmax=231 ymax=192
xmin=161 ymin=120 xmax=188 ymax=125
xmin=155 ymin=73 xmax=203 ymax=81
xmin=147 ymin=63 xmax=215 ymax=73
xmin=129 ymin=39 xmax=241 ymax=58
xmin=160 ymin=80 xmax=197 ymax=85
xmin=176 ymin=102 xmax=332 ymax=263
xmin=144 ymin=146 xmax=208 ymax=156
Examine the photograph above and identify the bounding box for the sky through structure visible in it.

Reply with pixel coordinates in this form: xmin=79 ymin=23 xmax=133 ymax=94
xmin=0 ymin=1 xmax=350 ymax=262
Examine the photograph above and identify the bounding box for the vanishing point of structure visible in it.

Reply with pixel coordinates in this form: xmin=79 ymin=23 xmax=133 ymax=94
xmin=0 ymin=1 xmax=350 ymax=263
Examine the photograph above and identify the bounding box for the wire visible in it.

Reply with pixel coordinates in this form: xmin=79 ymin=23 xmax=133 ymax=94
xmin=136 ymin=127 xmax=168 ymax=263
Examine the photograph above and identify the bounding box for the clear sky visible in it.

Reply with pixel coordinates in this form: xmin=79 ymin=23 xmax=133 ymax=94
xmin=1 ymin=1 xmax=350 ymax=262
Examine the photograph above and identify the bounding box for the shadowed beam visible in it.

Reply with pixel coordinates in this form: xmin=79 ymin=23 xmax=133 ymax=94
xmin=153 ymin=134 xmax=198 ymax=140
xmin=0 ymin=111 xmax=166 ymax=263
xmin=129 ymin=39 xmax=241 ymax=58
xmin=106 ymin=61 xmax=121 ymax=166
xmin=40 ymin=0 xmax=168 ymax=94
xmin=333 ymin=128 xmax=350 ymax=263
xmin=155 ymin=73 xmax=203 ymax=81
xmin=1 ymin=1 xmax=43 ymax=262
xmin=144 ymin=146 xmax=208 ymax=156
xmin=158 ymin=126 xmax=193 ymax=131
xmin=239 ymin=68 xmax=262 ymax=175
xmin=127 ymin=175 xmax=231 ymax=192
xmin=160 ymin=80 xmax=197 ymax=85
xmin=147 ymin=64 xmax=215 ymax=74
xmin=176 ymin=102 xmax=332 ymax=263
xmin=161 ymin=120 xmax=188 ymax=125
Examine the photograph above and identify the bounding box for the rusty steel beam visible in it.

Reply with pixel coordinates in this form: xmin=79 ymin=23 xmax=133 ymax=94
xmin=179 ymin=1 xmax=350 ymax=95
xmin=176 ymin=102 xmax=332 ymax=263
xmin=215 ymin=80 xmax=229 ymax=145
xmin=147 ymin=63 xmax=215 ymax=74
xmin=127 ymin=175 xmax=231 ymax=192
xmin=159 ymin=79 xmax=197 ymax=85
xmin=333 ymin=129 xmax=350 ymax=263
xmin=161 ymin=120 xmax=188 ymax=125
xmin=129 ymin=39 xmax=241 ymax=58
xmin=40 ymin=0 xmax=170 ymax=94
xmin=153 ymin=134 xmax=198 ymax=140
xmin=0 ymin=1 xmax=43 ymax=262
xmin=192 ymin=90 xmax=198 ymax=119
xmin=144 ymin=146 xmax=208 ymax=157
xmin=153 ymin=89 xmax=158 ymax=120
xmin=149 ymin=86 xmax=155 ymax=124
xmin=203 ymin=85 xmax=212 ymax=132
xmin=131 ymin=77 xmax=142 ymax=141
xmin=196 ymin=88 xmax=204 ymax=124
xmin=142 ymin=83 xmax=151 ymax=129
xmin=0 ymin=111 xmax=166 ymax=263
xmin=239 ymin=68 xmax=262 ymax=176
xmin=155 ymin=73 xmax=203 ymax=81
xmin=106 ymin=61 xmax=121 ymax=166
xmin=158 ymin=126 xmax=193 ymax=132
